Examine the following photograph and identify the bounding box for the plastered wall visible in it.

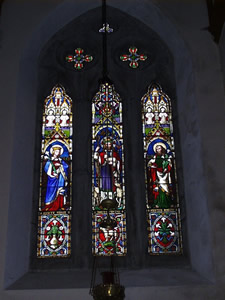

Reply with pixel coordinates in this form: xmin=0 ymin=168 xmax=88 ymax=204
xmin=1 ymin=0 xmax=225 ymax=299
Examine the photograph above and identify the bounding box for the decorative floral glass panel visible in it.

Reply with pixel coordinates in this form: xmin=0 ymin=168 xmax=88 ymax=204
xmin=93 ymin=211 xmax=126 ymax=256
xmin=92 ymin=83 xmax=126 ymax=256
xmin=142 ymin=84 xmax=182 ymax=254
xmin=37 ymin=86 xmax=72 ymax=258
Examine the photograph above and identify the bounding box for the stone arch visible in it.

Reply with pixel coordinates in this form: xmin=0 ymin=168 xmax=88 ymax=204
xmin=5 ymin=0 xmax=213 ymax=290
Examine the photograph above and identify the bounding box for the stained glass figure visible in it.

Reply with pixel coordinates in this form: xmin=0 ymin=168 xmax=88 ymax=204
xmin=92 ymin=83 xmax=126 ymax=256
xmin=142 ymin=84 xmax=182 ymax=254
xmin=66 ymin=48 xmax=93 ymax=70
xmin=37 ymin=86 xmax=72 ymax=258
xmin=120 ymin=47 xmax=147 ymax=69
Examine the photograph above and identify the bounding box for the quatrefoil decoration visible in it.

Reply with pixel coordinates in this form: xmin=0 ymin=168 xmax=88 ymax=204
xmin=120 ymin=47 xmax=147 ymax=69
xmin=66 ymin=48 xmax=93 ymax=70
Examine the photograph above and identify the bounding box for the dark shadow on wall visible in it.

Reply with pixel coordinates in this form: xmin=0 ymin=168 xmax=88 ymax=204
xmin=4 ymin=1 xmax=214 ymax=290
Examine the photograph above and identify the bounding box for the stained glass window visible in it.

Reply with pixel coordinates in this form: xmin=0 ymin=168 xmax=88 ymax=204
xmin=37 ymin=86 xmax=72 ymax=258
xmin=142 ymin=84 xmax=182 ymax=254
xmin=92 ymin=82 xmax=126 ymax=256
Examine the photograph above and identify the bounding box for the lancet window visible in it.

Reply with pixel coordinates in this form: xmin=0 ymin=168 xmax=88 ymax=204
xmin=142 ymin=84 xmax=182 ymax=254
xmin=37 ymin=85 xmax=72 ymax=258
xmin=92 ymin=82 xmax=127 ymax=256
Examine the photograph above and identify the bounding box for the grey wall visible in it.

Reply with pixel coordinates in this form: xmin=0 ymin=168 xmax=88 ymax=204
xmin=1 ymin=0 xmax=225 ymax=299
xmin=219 ymin=23 xmax=225 ymax=84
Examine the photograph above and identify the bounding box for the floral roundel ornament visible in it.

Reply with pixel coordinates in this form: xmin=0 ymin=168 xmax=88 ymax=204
xmin=40 ymin=214 xmax=70 ymax=257
xmin=149 ymin=211 xmax=180 ymax=253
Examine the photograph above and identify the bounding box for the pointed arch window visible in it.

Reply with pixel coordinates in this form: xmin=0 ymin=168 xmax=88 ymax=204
xmin=92 ymin=82 xmax=127 ymax=256
xmin=142 ymin=84 xmax=182 ymax=254
xmin=37 ymin=86 xmax=72 ymax=258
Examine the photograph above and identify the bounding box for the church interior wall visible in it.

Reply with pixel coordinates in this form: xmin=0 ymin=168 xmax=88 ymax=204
xmin=219 ymin=23 xmax=225 ymax=85
xmin=0 ymin=0 xmax=225 ymax=299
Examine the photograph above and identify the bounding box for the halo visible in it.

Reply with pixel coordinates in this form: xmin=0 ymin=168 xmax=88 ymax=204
xmin=50 ymin=144 xmax=64 ymax=155
xmin=47 ymin=108 xmax=55 ymax=114
xmin=100 ymin=136 xmax=113 ymax=147
xmin=159 ymin=106 xmax=167 ymax=112
xmin=153 ymin=142 xmax=167 ymax=153
xmin=61 ymin=108 xmax=68 ymax=114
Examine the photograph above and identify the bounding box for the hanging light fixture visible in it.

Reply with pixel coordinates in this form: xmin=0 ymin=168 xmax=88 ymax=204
xmin=90 ymin=1 xmax=125 ymax=298
xmin=90 ymin=260 xmax=125 ymax=299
